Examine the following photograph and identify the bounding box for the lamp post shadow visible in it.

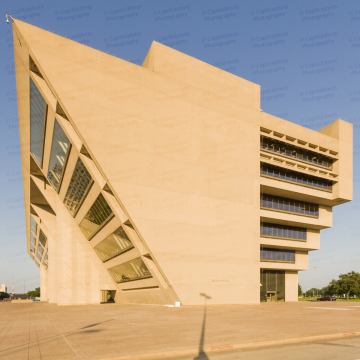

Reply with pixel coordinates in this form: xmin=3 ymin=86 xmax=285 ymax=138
xmin=193 ymin=293 xmax=211 ymax=360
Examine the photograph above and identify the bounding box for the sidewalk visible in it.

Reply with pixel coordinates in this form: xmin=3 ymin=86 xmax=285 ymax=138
xmin=0 ymin=301 xmax=360 ymax=360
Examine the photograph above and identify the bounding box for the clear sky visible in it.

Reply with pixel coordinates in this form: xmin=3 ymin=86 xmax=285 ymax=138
xmin=0 ymin=0 xmax=358 ymax=293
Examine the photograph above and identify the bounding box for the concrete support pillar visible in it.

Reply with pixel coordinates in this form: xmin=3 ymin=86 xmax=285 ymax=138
xmin=40 ymin=264 xmax=48 ymax=301
xmin=285 ymin=271 xmax=298 ymax=302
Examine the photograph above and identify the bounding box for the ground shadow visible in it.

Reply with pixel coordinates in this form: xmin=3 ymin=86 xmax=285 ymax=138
xmin=193 ymin=293 xmax=211 ymax=360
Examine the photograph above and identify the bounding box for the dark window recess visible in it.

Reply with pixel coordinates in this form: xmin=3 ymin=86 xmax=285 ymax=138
xmin=47 ymin=119 xmax=70 ymax=191
xmin=260 ymin=222 xmax=306 ymax=240
xmin=94 ymin=227 xmax=134 ymax=262
xmin=79 ymin=193 xmax=113 ymax=240
xmin=39 ymin=229 xmax=47 ymax=247
xmin=261 ymin=136 xmax=333 ymax=169
xmin=261 ymin=248 xmax=295 ymax=263
xmin=107 ymin=257 xmax=152 ymax=283
xmin=260 ymin=162 xmax=333 ymax=191
xmin=30 ymin=78 xmax=46 ymax=166
xmin=63 ymin=158 xmax=93 ymax=217
xmin=261 ymin=194 xmax=319 ymax=217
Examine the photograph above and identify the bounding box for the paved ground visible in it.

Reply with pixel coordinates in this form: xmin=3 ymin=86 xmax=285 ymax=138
xmin=164 ymin=337 xmax=360 ymax=359
xmin=1 ymin=301 xmax=360 ymax=359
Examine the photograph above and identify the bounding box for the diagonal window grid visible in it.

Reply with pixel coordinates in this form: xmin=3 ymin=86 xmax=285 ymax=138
xmin=94 ymin=227 xmax=133 ymax=262
xmin=30 ymin=78 xmax=46 ymax=166
xmin=30 ymin=215 xmax=37 ymax=235
xmin=107 ymin=257 xmax=152 ymax=283
xmin=64 ymin=158 xmax=93 ymax=217
xmin=39 ymin=229 xmax=47 ymax=247
xmin=79 ymin=193 xmax=113 ymax=240
xmin=47 ymin=119 xmax=70 ymax=191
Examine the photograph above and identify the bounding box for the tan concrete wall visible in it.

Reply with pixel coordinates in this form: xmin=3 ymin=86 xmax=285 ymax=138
xmin=285 ymin=271 xmax=298 ymax=302
xmin=40 ymin=265 xmax=48 ymax=301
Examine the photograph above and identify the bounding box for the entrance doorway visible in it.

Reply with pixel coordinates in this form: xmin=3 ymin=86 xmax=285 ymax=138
xmin=101 ymin=290 xmax=116 ymax=303
xmin=266 ymin=291 xmax=277 ymax=302
xmin=260 ymin=270 xmax=285 ymax=302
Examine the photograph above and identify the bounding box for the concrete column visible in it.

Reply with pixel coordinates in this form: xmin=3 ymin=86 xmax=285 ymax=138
xmin=40 ymin=264 xmax=48 ymax=301
xmin=285 ymin=271 xmax=298 ymax=302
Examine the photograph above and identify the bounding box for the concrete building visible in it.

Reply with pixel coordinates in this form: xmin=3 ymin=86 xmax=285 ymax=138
xmin=11 ymin=18 xmax=352 ymax=305
xmin=0 ymin=284 xmax=7 ymax=293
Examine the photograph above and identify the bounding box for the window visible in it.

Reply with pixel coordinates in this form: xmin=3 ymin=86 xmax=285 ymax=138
xmin=37 ymin=244 xmax=44 ymax=256
xmin=35 ymin=259 xmax=40 ymax=267
xmin=107 ymin=257 xmax=152 ymax=283
xmin=79 ymin=193 xmax=113 ymax=240
xmin=261 ymin=248 xmax=295 ymax=262
xmin=39 ymin=230 xmax=47 ymax=247
xmin=30 ymin=253 xmax=34 ymax=260
xmin=47 ymin=120 xmax=70 ymax=191
xmin=30 ymin=78 xmax=47 ymax=166
xmin=30 ymin=215 xmax=37 ymax=235
xmin=30 ymin=243 xmax=35 ymax=252
xmin=36 ymin=251 xmax=42 ymax=261
xmin=94 ymin=227 xmax=134 ymax=262
xmin=260 ymin=222 xmax=306 ymax=240
xmin=30 ymin=232 xmax=36 ymax=245
xmin=261 ymin=194 xmax=319 ymax=217
xmin=63 ymin=158 xmax=93 ymax=217
xmin=260 ymin=270 xmax=285 ymax=302
xmin=260 ymin=163 xmax=333 ymax=191
xmin=261 ymin=136 xmax=333 ymax=169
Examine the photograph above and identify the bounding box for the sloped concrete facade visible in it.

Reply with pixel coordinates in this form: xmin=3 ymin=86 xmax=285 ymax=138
xmin=12 ymin=18 xmax=352 ymax=305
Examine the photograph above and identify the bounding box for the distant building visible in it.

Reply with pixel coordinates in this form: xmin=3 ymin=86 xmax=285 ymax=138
xmin=0 ymin=284 xmax=7 ymax=293
xmin=11 ymin=18 xmax=353 ymax=305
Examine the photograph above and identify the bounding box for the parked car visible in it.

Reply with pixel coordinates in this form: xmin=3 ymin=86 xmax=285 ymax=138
xmin=317 ymin=297 xmax=336 ymax=301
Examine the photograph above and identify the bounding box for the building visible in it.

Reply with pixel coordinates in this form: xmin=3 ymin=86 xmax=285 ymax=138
xmin=0 ymin=284 xmax=7 ymax=293
xmin=11 ymin=17 xmax=352 ymax=305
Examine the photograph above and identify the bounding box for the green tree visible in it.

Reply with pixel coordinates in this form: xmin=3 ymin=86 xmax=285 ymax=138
xmin=298 ymin=284 xmax=302 ymax=296
xmin=328 ymin=272 xmax=360 ymax=301
xmin=27 ymin=287 xmax=40 ymax=298
xmin=0 ymin=292 xmax=9 ymax=299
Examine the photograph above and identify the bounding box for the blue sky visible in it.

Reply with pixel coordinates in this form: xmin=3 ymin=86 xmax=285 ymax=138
xmin=0 ymin=0 xmax=359 ymax=293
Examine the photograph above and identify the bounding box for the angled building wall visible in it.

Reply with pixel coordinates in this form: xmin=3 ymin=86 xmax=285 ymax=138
xmin=12 ymin=18 xmax=352 ymax=305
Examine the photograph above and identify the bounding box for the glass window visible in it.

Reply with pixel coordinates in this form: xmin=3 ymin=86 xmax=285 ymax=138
xmin=94 ymin=226 xmax=133 ymax=262
xmin=37 ymin=244 xmax=43 ymax=256
xmin=260 ymin=136 xmax=333 ymax=169
xmin=260 ymin=222 xmax=307 ymax=240
xmin=79 ymin=193 xmax=113 ymax=240
xmin=30 ymin=253 xmax=34 ymax=260
xmin=260 ymin=163 xmax=332 ymax=191
xmin=39 ymin=229 xmax=47 ymax=247
xmin=260 ymin=248 xmax=295 ymax=263
xmin=30 ymin=215 xmax=37 ymax=235
xmin=30 ymin=243 xmax=35 ymax=252
xmin=108 ymin=257 xmax=152 ymax=283
xmin=30 ymin=232 xmax=36 ymax=245
xmin=47 ymin=120 xmax=70 ymax=191
xmin=36 ymin=252 xmax=42 ymax=261
xmin=64 ymin=158 xmax=93 ymax=217
xmin=30 ymin=78 xmax=47 ymax=166
xmin=35 ymin=259 xmax=40 ymax=267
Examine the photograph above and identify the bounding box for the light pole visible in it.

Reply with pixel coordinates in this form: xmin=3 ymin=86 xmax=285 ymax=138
xmin=314 ymin=267 xmax=317 ymax=297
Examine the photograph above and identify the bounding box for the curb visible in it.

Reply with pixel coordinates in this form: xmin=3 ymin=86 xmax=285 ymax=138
xmin=102 ymin=331 xmax=360 ymax=360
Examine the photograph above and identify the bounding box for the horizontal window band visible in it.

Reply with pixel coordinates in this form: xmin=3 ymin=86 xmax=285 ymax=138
xmin=116 ymin=275 xmax=153 ymax=284
xmin=122 ymin=286 xmax=159 ymax=292
xmin=72 ymin=180 xmax=94 ymax=218
xmin=261 ymin=174 xmax=332 ymax=193
xmin=260 ymin=206 xmax=319 ymax=219
xmin=260 ymin=148 xmax=333 ymax=171
xmin=260 ymin=235 xmax=307 ymax=242
xmin=260 ymin=260 xmax=295 ymax=264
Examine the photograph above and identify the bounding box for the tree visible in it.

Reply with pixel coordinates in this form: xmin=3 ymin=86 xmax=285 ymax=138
xmin=0 ymin=292 xmax=9 ymax=300
xmin=328 ymin=272 xmax=360 ymax=301
xmin=27 ymin=287 xmax=40 ymax=298
xmin=298 ymin=284 xmax=302 ymax=296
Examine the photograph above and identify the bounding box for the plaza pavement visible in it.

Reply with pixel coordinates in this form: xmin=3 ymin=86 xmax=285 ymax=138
xmin=0 ymin=301 xmax=360 ymax=360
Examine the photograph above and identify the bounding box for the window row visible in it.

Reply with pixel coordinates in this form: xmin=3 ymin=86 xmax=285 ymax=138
xmin=261 ymin=194 xmax=319 ymax=217
xmin=107 ymin=257 xmax=152 ymax=283
xmin=260 ymin=248 xmax=295 ymax=263
xmin=260 ymin=222 xmax=307 ymax=240
xmin=261 ymin=136 xmax=333 ymax=169
xmin=260 ymin=163 xmax=333 ymax=191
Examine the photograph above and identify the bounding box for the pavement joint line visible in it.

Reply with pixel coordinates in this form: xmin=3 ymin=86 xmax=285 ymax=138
xmin=100 ymin=331 xmax=360 ymax=360
xmin=306 ymin=307 xmax=355 ymax=311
